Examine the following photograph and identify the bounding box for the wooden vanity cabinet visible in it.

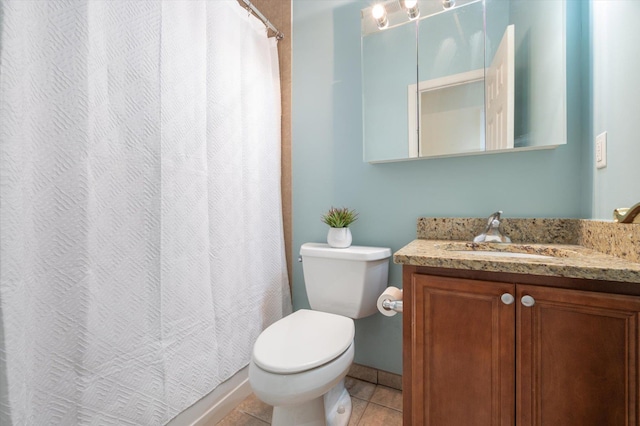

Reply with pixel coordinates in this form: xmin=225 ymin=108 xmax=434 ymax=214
xmin=403 ymin=268 xmax=640 ymax=426
xmin=404 ymin=274 xmax=515 ymax=426
xmin=516 ymin=284 xmax=640 ymax=426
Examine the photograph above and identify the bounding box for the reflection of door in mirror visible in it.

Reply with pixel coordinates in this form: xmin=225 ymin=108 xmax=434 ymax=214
xmin=408 ymin=69 xmax=484 ymax=157
xmin=486 ymin=0 xmax=568 ymax=150
xmin=486 ymin=24 xmax=515 ymax=151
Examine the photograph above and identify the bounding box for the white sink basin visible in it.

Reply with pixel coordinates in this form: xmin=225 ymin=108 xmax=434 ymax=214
xmin=437 ymin=242 xmax=580 ymax=260
xmin=450 ymin=250 xmax=552 ymax=260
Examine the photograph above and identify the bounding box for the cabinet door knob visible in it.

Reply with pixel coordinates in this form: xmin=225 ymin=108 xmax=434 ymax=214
xmin=521 ymin=295 xmax=536 ymax=307
xmin=500 ymin=293 xmax=515 ymax=305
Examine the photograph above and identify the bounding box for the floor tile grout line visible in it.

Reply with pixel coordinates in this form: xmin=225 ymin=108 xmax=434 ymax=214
xmin=249 ymin=412 xmax=270 ymax=425
xmin=248 ymin=413 xmax=269 ymax=425
xmin=368 ymin=400 xmax=403 ymax=413
xmin=238 ymin=409 xmax=270 ymax=424
xmin=353 ymin=401 xmax=369 ymax=426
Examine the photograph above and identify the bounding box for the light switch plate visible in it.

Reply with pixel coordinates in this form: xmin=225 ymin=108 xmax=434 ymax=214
xmin=596 ymin=132 xmax=607 ymax=169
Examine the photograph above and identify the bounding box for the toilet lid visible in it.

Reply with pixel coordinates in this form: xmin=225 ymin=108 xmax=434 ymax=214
xmin=253 ymin=309 xmax=355 ymax=374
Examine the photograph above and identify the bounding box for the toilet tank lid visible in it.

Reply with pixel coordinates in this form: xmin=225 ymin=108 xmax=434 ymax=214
xmin=300 ymin=243 xmax=391 ymax=261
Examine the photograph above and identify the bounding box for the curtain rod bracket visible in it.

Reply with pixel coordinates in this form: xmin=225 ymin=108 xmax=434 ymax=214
xmin=241 ymin=0 xmax=284 ymax=41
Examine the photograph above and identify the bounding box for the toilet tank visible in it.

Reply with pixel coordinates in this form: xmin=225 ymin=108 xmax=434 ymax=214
xmin=299 ymin=243 xmax=391 ymax=319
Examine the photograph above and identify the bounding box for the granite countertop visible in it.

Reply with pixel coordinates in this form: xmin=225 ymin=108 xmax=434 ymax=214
xmin=394 ymin=239 xmax=640 ymax=284
xmin=393 ymin=218 xmax=640 ymax=284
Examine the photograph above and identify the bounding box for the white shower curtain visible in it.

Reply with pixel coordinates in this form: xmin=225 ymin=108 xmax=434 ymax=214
xmin=0 ymin=1 xmax=291 ymax=424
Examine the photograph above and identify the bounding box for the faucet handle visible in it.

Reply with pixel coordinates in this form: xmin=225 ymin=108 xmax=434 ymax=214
xmin=483 ymin=211 xmax=503 ymax=231
xmin=487 ymin=210 xmax=503 ymax=223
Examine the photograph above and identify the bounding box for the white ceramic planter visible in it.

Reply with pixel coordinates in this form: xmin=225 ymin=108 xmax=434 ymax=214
xmin=327 ymin=227 xmax=352 ymax=248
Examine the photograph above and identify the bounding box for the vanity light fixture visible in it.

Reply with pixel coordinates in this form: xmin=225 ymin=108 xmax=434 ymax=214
xmin=402 ymin=0 xmax=420 ymax=20
xmin=442 ymin=0 xmax=456 ymax=9
xmin=372 ymin=4 xmax=389 ymax=29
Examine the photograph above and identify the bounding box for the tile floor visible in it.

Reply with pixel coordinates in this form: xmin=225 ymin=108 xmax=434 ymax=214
xmin=215 ymin=377 xmax=402 ymax=425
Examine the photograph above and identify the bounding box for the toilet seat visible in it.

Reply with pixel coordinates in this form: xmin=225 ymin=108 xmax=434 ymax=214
xmin=253 ymin=309 xmax=354 ymax=374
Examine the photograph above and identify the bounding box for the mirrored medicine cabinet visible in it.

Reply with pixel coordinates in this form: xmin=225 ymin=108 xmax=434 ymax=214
xmin=361 ymin=0 xmax=570 ymax=163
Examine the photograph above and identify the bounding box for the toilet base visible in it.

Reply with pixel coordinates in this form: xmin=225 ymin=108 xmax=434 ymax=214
xmin=324 ymin=378 xmax=352 ymax=426
xmin=271 ymin=379 xmax=352 ymax=426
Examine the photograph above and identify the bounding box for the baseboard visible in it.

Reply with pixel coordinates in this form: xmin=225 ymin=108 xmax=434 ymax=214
xmin=347 ymin=363 xmax=403 ymax=391
xmin=167 ymin=366 xmax=252 ymax=426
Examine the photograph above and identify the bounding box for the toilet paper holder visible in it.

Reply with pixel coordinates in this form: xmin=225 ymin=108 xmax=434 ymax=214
xmin=377 ymin=286 xmax=403 ymax=316
xmin=381 ymin=298 xmax=403 ymax=313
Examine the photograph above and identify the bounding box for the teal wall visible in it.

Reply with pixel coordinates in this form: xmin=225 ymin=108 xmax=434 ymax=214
xmin=292 ymin=0 xmax=587 ymax=374
xmin=591 ymin=0 xmax=640 ymax=219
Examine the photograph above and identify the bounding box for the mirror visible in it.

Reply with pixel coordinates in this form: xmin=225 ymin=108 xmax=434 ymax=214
xmin=486 ymin=0 xmax=567 ymax=151
xmin=413 ymin=0 xmax=485 ymax=157
xmin=361 ymin=2 xmax=418 ymax=162
xmin=361 ymin=0 xmax=569 ymax=163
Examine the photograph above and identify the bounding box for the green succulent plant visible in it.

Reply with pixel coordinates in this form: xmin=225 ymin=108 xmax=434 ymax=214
xmin=321 ymin=207 xmax=359 ymax=228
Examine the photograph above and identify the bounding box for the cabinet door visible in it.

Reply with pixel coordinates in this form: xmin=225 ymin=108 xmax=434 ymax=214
xmin=517 ymin=285 xmax=640 ymax=426
xmin=407 ymin=274 xmax=515 ymax=426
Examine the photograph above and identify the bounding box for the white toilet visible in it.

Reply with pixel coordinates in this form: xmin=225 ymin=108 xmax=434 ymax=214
xmin=249 ymin=242 xmax=391 ymax=426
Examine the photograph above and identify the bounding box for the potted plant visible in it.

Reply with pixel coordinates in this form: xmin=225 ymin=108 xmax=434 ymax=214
xmin=321 ymin=207 xmax=358 ymax=248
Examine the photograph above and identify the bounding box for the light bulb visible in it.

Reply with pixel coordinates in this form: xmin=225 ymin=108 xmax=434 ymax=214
xmin=442 ymin=0 xmax=455 ymax=9
xmin=372 ymin=4 xmax=385 ymax=20
xmin=402 ymin=0 xmax=420 ymax=20
xmin=371 ymin=4 xmax=389 ymax=29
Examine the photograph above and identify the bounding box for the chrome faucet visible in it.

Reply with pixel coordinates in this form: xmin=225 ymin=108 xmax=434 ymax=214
xmin=481 ymin=211 xmax=503 ymax=233
xmin=473 ymin=211 xmax=511 ymax=243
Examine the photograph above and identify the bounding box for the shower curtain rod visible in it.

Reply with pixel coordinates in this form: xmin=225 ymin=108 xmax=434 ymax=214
xmin=240 ymin=0 xmax=284 ymax=40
